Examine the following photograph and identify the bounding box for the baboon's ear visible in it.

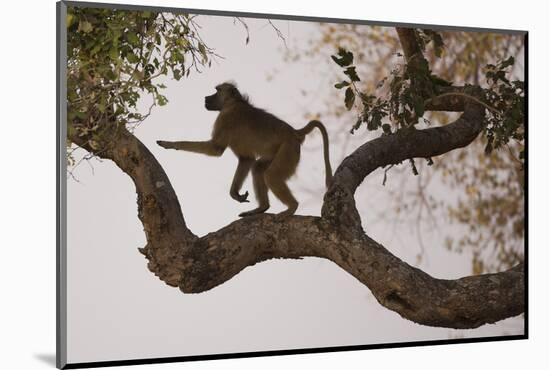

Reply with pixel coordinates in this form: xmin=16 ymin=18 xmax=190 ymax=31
xmin=229 ymin=85 xmax=242 ymax=98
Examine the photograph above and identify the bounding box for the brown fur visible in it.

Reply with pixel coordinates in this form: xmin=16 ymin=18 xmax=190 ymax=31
xmin=157 ymin=82 xmax=332 ymax=217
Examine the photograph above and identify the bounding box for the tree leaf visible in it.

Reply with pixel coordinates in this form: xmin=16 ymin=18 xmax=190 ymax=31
xmin=127 ymin=32 xmax=139 ymax=46
xmin=109 ymin=46 xmax=119 ymax=60
xmin=157 ymin=94 xmax=168 ymax=106
xmin=344 ymin=87 xmax=355 ymax=110
xmin=499 ymin=56 xmax=515 ymax=69
xmin=66 ymin=13 xmax=75 ymax=28
xmin=198 ymin=43 xmax=207 ymax=60
xmin=334 ymin=81 xmax=350 ymax=89
xmin=344 ymin=66 xmax=361 ymax=82
xmin=90 ymin=43 xmax=101 ymax=56
xmin=79 ymin=20 xmax=93 ymax=33
xmin=331 ymin=48 xmax=354 ymax=67
xmin=126 ymin=52 xmax=139 ymax=63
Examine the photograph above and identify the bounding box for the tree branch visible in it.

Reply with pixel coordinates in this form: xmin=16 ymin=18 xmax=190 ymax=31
xmin=68 ymin=101 xmax=524 ymax=329
xmin=69 ymin=125 xmax=198 ymax=286
xmin=321 ymin=100 xmax=485 ymax=228
xmin=163 ymin=212 xmax=524 ymax=329
xmin=396 ymin=27 xmax=423 ymax=61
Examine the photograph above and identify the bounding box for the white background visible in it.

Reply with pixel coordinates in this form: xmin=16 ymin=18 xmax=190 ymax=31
xmin=0 ymin=0 xmax=546 ymax=369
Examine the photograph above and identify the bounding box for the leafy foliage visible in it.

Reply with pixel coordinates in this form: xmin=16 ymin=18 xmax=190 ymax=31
xmin=301 ymin=26 xmax=524 ymax=273
xmin=417 ymin=29 xmax=445 ymax=58
xmin=331 ymin=41 xmax=524 ymax=167
xmin=482 ymin=57 xmax=525 ymax=163
xmin=332 ymin=41 xmax=456 ymax=135
xmin=66 ymin=7 xmax=213 ymax=152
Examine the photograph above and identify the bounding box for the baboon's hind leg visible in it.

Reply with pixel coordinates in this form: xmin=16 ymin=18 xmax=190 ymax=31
xmin=239 ymin=160 xmax=271 ymax=217
xmin=265 ymin=142 xmax=300 ymax=217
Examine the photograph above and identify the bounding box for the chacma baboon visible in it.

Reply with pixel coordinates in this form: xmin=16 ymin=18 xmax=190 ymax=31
xmin=157 ymin=82 xmax=332 ymax=217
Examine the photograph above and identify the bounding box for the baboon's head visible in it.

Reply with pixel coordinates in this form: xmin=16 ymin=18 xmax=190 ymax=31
xmin=205 ymin=82 xmax=246 ymax=111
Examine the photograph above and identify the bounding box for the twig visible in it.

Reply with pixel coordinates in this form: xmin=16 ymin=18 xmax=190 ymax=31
xmin=505 ymin=143 xmax=522 ymax=165
xmin=267 ymin=19 xmax=288 ymax=49
xmin=425 ymin=92 xmax=500 ymax=115
xmin=234 ymin=17 xmax=250 ymax=44
xmin=382 ymin=164 xmax=394 ymax=186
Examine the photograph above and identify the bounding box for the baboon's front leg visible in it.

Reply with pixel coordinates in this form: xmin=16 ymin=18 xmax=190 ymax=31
xmin=156 ymin=140 xmax=225 ymax=157
xmin=230 ymin=157 xmax=254 ymax=203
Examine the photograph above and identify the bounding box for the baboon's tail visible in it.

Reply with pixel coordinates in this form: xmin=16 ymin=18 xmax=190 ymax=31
xmin=296 ymin=120 xmax=333 ymax=188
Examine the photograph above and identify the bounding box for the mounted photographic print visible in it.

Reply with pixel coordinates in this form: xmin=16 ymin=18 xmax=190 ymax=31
xmin=56 ymin=1 xmax=527 ymax=368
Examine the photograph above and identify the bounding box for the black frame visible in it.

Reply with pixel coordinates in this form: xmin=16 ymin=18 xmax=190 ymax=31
xmin=56 ymin=1 xmax=528 ymax=368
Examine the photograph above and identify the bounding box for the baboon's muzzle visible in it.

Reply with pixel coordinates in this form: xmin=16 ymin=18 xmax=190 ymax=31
xmin=204 ymin=94 xmax=217 ymax=111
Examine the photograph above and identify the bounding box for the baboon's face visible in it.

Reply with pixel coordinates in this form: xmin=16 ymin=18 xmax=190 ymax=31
xmin=204 ymin=89 xmax=223 ymax=111
xmin=205 ymin=83 xmax=238 ymax=111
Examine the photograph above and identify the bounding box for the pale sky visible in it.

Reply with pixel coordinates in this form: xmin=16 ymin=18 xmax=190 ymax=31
xmin=66 ymin=13 xmax=523 ymax=363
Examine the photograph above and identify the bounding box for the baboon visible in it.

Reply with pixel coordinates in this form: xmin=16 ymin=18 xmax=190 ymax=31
xmin=157 ymin=82 xmax=332 ymax=217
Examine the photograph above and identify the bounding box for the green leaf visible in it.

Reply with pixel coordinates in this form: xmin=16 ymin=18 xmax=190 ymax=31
xmin=109 ymin=46 xmax=119 ymax=60
xmin=67 ymin=123 xmax=76 ymax=138
xmin=334 ymin=81 xmax=350 ymax=89
xmin=75 ymin=111 xmax=87 ymax=120
xmin=331 ymin=48 xmax=354 ymax=67
xmin=79 ymin=20 xmax=93 ymax=33
xmin=127 ymin=32 xmax=139 ymax=46
xmin=367 ymin=113 xmax=382 ymax=130
xmin=344 ymin=87 xmax=355 ymax=110
xmin=350 ymin=118 xmax=362 ymax=134
xmin=66 ymin=13 xmax=75 ymax=28
xmin=157 ymin=94 xmax=168 ymax=106
xmin=499 ymin=56 xmax=515 ymax=69
xmin=344 ymin=66 xmax=360 ymax=82
xmin=90 ymin=43 xmax=101 ymax=56
xmin=198 ymin=43 xmax=207 ymax=60
xmin=126 ymin=52 xmax=139 ymax=63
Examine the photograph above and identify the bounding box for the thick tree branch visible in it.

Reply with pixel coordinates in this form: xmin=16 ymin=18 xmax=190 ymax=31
xmin=172 ymin=213 xmax=524 ymax=329
xmin=321 ymin=101 xmax=485 ymax=228
xmin=68 ymin=104 xmax=524 ymax=329
xmin=396 ymin=27 xmax=423 ymax=61
xmin=69 ymin=125 xmax=198 ymax=285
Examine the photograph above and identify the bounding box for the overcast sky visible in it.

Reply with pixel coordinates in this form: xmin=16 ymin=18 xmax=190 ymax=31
xmin=66 ymin=12 xmax=523 ymax=363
